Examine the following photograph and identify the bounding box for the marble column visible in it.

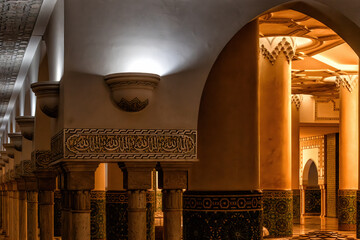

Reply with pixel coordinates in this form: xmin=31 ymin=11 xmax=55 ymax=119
xmin=260 ymin=37 xmax=295 ymax=237
xmin=2 ymin=186 xmax=7 ymax=237
xmin=338 ymin=75 xmax=358 ymax=231
xmin=319 ymin=184 xmax=326 ymax=218
xmin=59 ymin=162 xmax=99 ymax=240
xmin=121 ymin=162 xmax=156 ymax=240
xmin=186 ymin=20 xmax=262 ymax=239
xmin=12 ymin=181 xmax=19 ymax=240
xmin=292 ymin=96 xmax=301 ymax=224
xmin=8 ymin=181 xmax=14 ymax=240
xmin=37 ymin=171 xmax=56 ymax=240
xmin=17 ymin=178 xmax=27 ymax=240
xmin=158 ymin=163 xmax=190 ymax=240
xmin=24 ymin=176 xmax=38 ymax=240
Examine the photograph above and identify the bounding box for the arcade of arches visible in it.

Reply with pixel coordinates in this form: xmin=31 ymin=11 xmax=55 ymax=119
xmin=1 ymin=0 xmax=360 ymax=239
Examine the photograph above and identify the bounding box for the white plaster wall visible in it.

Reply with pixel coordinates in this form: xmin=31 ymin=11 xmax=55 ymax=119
xmin=302 ymin=148 xmax=319 ymax=171
xmin=41 ymin=0 xmax=360 ymax=129
xmin=299 ymin=95 xmax=339 ymax=124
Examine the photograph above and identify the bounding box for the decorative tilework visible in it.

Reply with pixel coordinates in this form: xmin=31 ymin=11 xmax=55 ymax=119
xmin=305 ymin=189 xmax=321 ymax=214
xmin=91 ymin=191 xmax=106 ymax=240
xmin=183 ymin=191 xmax=262 ymax=239
xmin=356 ymin=191 xmax=360 ymax=238
xmin=263 ymin=190 xmax=293 ymax=237
xmin=54 ymin=190 xmax=62 ymax=237
xmin=293 ymin=189 xmax=300 ymax=223
xmin=105 ymin=190 xmax=155 ymax=240
xmin=338 ymin=190 xmax=356 ymax=230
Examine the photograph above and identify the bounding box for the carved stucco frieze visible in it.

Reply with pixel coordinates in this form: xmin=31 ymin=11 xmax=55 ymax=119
xmin=291 ymin=94 xmax=303 ymax=109
xmin=20 ymin=160 xmax=34 ymax=176
xmin=260 ymin=37 xmax=297 ymax=65
xmin=31 ymin=150 xmax=53 ymax=170
xmin=336 ymin=75 xmax=358 ymax=93
xmin=52 ymin=129 xmax=197 ymax=161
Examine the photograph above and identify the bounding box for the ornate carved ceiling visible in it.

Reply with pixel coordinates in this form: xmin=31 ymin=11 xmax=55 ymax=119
xmin=0 ymin=0 xmax=43 ymax=119
xmin=260 ymin=10 xmax=358 ymax=98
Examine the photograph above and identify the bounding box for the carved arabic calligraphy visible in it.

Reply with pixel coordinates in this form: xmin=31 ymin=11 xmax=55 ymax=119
xmin=66 ymin=134 xmax=195 ymax=154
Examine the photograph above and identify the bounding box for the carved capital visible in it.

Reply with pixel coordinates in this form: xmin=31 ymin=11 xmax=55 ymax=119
xmin=128 ymin=190 xmax=147 ymax=211
xmin=260 ymin=37 xmax=297 ymax=64
xmin=70 ymin=190 xmax=91 ymax=211
xmin=336 ymin=75 xmax=358 ymax=93
xmin=291 ymin=94 xmax=303 ymax=109
xmin=158 ymin=162 xmax=192 ymax=189
xmin=121 ymin=162 xmax=156 ymax=190
xmin=162 ymin=189 xmax=183 ymax=210
xmin=20 ymin=160 xmax=35 ymax=177
xmin=60 ymin=162 xmax=99 ymax=190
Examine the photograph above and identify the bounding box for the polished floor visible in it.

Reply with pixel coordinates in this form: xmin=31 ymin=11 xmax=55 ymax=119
xmin=272 ymin=216 xmax=357 ymax=239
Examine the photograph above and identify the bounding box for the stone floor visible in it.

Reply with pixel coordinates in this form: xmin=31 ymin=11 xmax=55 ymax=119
xmin=272 ymin=216 xmax=357 ymax=239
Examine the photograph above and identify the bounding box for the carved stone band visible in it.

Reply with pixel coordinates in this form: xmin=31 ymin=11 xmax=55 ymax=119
xmin=52 ymin=129 xmax=197 ymax=161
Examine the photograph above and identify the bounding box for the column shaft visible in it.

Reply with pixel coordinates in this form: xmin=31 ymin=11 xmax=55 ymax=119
xmin=2 ymin=191 xmax=7 ymax=236
xmin=128 ymin=190 xmax=147 ymax=240
xmin=339 ymin=82 xmax=358 ymax=230
xmin=162 ymin=190 xmax=182 ymax=240
xmin=19 ymin=191 xmax=27 ymax=240
xmin=27 ymin=191 xmax=39 ymax=240
xmin=38 ymin=190 xmax=54 ymax=240
xmin=70 ymin=190 xmax=91 ymax=239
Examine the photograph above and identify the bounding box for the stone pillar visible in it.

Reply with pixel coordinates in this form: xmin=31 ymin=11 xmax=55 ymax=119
xmin=8 ymin=182 xmax=13 ymax=240
xmin=158 ymin=163 xmax=190 ymax=240
xmin=59 ymin=162 xmax=99 ymax=240
xmin=12 ymin=182 xmax=19 ymax=240
xmin=259 ymin=37 xmax=295 ymax=237
xmin=121 ymin=162 xmax=155 ymax=240
xmin=4 ymin=183 xmax=9 ymax=239
xmin=320 ymin=184 xmax=326 ymax=218
xmin=2 ymin=186 xmax=7 ymax=237
xmin=37 ymin=171 xmax=56 ymax=240
xmin=292 ymin=95 xmax=301 ymax=224
xmin=338 ymin=75 xmax=358 ymax=231
xmin=17 ymin=178 xmax=27 ymax=240
xmin=24 ymin=176 xmax=39 ymax=240
xmin=0 ymin=187 xmax=3 ymax=235
xmin=186 ymin=20 xmax=262 ymax=239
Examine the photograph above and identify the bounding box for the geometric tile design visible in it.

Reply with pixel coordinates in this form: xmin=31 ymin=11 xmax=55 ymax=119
xmin=293 ymin=189 xmax=300 ymax=223
xmin=356 ymin=191 xmax=360 ymax=238
xmin=338 ymin=190 xmax=356 ymax=230
xmin=289 ymin=230 xmax=356 ymax=239
xmin=54 ymin=190 xmax=62 ymax=237
xmin=0 ymin=0 xmax=43 ymax=120
xmin=263 ymin=190 xmax=293 ymax=237
xmin=91 ymin=191 xmax=106 ymax=240
xmin=105 ymin=191 xmax=155 ymax=240
xmin=183 ymin=191 xmax=263 ymax=239
xmin=305 ymin=189 xmax=321 ymax=214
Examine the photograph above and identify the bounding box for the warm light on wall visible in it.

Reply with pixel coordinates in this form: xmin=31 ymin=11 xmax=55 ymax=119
xmin=125 ymin=57 xmax=164 ymax=76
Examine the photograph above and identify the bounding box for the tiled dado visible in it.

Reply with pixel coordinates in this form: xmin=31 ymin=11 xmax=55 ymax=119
xmin=305 ymin=188 xmax=321 ymax=215
xmin=338 ymin=189 xmax=356 ymax=230
xmin=91 ymin=191 xmax=106 ymax=240
xmin=183 ymin=191 xmax=262 ymax=239
xmin=293 ymin=189 xmax=300 ymax=223
xmin=105 ymin=191 xmax=155 ymax=240
xmin=54 ymin=190 xmax=62 ymax=237
xmin=263 ymin=190 xmax=293 ymax=237
xmin=356 ymin=191 xmax=360 ymax=238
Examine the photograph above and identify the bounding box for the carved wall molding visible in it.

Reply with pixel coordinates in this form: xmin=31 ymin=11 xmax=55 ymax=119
xmin=20 ymin=160 xmax=34 ymax=176
xmin=52 ymin=129 xmax=197 ymax=161
xmin=31 ymin=150 xmax=53 ymax=170
xmin=260 ymin=37 xmax=296 ymax=65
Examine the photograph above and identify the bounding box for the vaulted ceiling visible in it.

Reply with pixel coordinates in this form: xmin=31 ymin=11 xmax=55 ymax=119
xmin=0 ymin=0 xmax=43 ymax=124
xmin=260 ymin=9 xmax=359 ymax=98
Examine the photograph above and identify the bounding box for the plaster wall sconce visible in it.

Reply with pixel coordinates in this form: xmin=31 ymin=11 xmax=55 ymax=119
xmin=3 ymin=143 xmax=15 ymax=159
xmin=0 ymin=151 xmax=9 ymax=163
xmin=31 ymin=82 xmax=60 ymax=118
xmin=104 ymin=73 xmax=160 ymax=112
xmin=8 ymin=133 xmax=22 ymax=151
xmin=16 ymin=116 xmax=35 ymax=141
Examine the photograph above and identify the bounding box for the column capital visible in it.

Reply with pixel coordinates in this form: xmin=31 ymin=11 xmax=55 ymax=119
xmin=120 ymin=162 xmax=156 ymax=190
xmin=291 ymin=94 xmax=303 ymax=109
xmin=260 ymin=37 xmax=297 ymax=65
xmin=158 ymin=162 xmax=193 ymax=190
xmin=59 ymin=162 xmax=99 ymax=190
xmin=336 ymin=75 xmax=358 ymax=93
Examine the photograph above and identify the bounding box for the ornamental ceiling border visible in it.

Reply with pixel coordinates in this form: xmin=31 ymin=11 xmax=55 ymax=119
xmin=0 ymin=0 xmax=43 ymax=119
xmin=51 ymin=129 xmax=197 ymax=161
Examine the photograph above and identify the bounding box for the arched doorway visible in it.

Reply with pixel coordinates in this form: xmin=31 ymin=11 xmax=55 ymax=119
xmin=302 ymin=159 xmax=321 ymax=216
xmin=187 ymin=1 xmax=360 ymax=239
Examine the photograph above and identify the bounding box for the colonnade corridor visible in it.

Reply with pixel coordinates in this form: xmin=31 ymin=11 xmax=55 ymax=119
xmin=2 ymin=0 xmax=360 ymax=240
